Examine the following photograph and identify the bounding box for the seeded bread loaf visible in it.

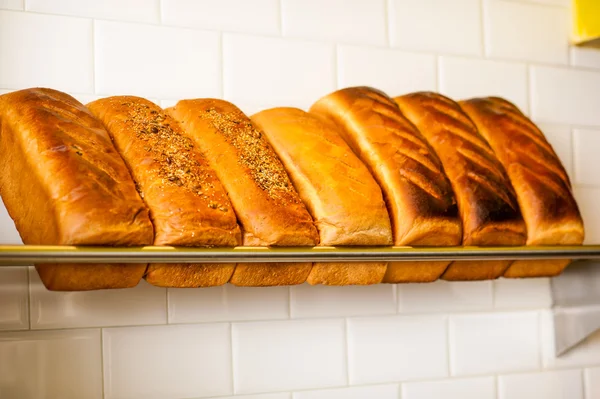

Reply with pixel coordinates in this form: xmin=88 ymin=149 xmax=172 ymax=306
xmin=310 ymin=87 xmax=462 ymax=282
xmin=0 ymin=88 xmax=154 ymax=291
xmin=251 ymin=107 xmax=393 ymax=285
xmin=168 ymin=99 xmax=319 ymax=286
xmin=395 ymin=92 xmax=527 ymax=280
xmin=460 ymin=97 xmax=584 ymax=277
xmin=87 ymin=96 xmax=241 ymax=287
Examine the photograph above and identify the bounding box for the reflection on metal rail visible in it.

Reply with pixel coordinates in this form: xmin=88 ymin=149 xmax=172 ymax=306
xmin=0 ymin=245 xmax=599 ymax=265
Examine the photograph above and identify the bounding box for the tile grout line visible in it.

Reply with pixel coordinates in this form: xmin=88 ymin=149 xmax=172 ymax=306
xmin=384 ymin=0 xmax=391 ymax=48
xmin=91 ymin=19 xmax=97 ymax=95
xmin=581 ymin=367 xmax=587 ymax=399
xmin=479 ymin=0 xmax=486 ymax=57
xmin=277 ymin=0 xmax=283 ymax=36
xmin=494 ymin=374 xmax=499 ymax=399
xmin=229 ymin=322 xmax=236 ymax=395
xmin=344 ymin=317 xmax=351 ymax=386
xmin=27 ymin=267 xmax=32 ymax=329
xmin=165 ymin=288 xmax=170 ymax=324
xmin=446 ymin=315 xmax=453 ymax=378
xmin=333 ymin=44 xmax=339 ymax=90
xmin=288 ymin=286 xmax=292 ymax=319
xmin=100 ymin=328 xmax=106 ymax=399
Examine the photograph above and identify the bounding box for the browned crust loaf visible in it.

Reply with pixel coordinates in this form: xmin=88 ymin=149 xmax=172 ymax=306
xmin=0 ymin=88 xmax=154 ymax=290
xmin=168 ymin=99 xmax=319 ymax=286
xmin=310 ymin=87 xmax=462 ymax=283
xmin=395 ymin=92 xmax=527 ymax=280
xmin=87 ymin=96 xmax=241 ymax=287
xmin=251 ymin=107 xmax=392 ymax=285
xmin=460 ymin=97 xmax=584 ymax=277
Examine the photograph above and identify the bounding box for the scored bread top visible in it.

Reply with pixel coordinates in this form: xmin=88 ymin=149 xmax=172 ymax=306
xmin=0 ymin=88 xmax=154 ymax=246
xmin=395 ymin=92 xmax=526 ymax=246
xmin=310 ymin=87 xmax=461 ymax=246
xmin=87 ymin=96 xmax=241 ymax=247
xmin=251 ymin=107 xmax=393 ymax=246
xmin=460 ymin=97 xmax=584 ymax=245
xmin=168 ymin=99 xmax=319 ymax=246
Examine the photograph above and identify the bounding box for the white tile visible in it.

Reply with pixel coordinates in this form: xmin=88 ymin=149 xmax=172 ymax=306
xmin=0 ymin=197 xmax=22 ymax=244
xmin=95 ymin=20 xmax=220 ymax=99
xmin=27 ymin=0 xmax=159 ymax=23
xmin=507 ymin=0 xmax=569 ymax=6
xmin=168 ymin=285 xmax=289 ymax=324
xmin=439 ymin=56 xmax=528 ymax=114
xmin=103 ymin=324 xmax=232 ymax=399
xmin=30 ymin=269 xmax=166 ymax=329
xmin=531 ymin=66 xmax=600 ymax=126
xmin=389 ymin=0 xmax=482 ymax=56
xmin=212 ymin=395 xmax=291 ymax=399
xmin=571 ymin=47 xmax=600 ymax=70
xmin=484 ymin=0 xmax=569 ymax=64
xmin=494 ymin=277 xmax=552 ymax=309
xmin=160 ymin=98 xmax=178 ymax=108
xmin=536 ymin=123 xmax=573 ymax=179
xmin=449 ymin=311 xmax=540 ymax=375
xmin=337 ymin=45 xmax=436 ymax=95
xmin=499 ymin=370 xmax=583 ymax=399
xmin=294 ymin=384 xmax=398 ymax=399
xmin=223 ymin=34 xmax=335 ymax=110
xmin=402 ymin=377 xmax=495 ymax=399
xmin=282 ymin=0 xmax=386 ymax=46
xmin=235 ymin=102 xmax=274 ymax=116
xmin=347 ymin=315 xmax=448 ymax=384
xmin=162 ymin=0 xmax=279 ymax=35
xmin=0 ymin=329 xmax=102 ymax=399
xmin=69 ymin=93 xmax=103 ymax=105
xmin=585 ymin=367 xmax=600 ymax=399
xmin=290 ymin=283 xmax=396 ymax=319
xmin=397 ymin=280 xmax=493 ymax=314
xmin=0 ymin=0 xmax=22 ymax=10
xmin=574 ymin=129 xmax=600 ymax=186
xmin=541 ymin=310 xmax=600 ymax=368
xmin=0 ymin=11 xmax=93 ymax=93
xmin=574 ymin=186 xmax=600 ymax=245
xmin=0 ymin=267 xmax=28 ymax=330
xmin=233 ymin=319 xmax=346 ymax=394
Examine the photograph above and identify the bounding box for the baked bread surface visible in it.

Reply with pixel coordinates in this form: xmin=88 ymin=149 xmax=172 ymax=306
xmin=395 ymin=92 xmax=527 ymax=280
xmin=460 ymin=97 xmax=584 ymax=277
xmin=0 ymin=88 xmax=154 ymax=290
xmin=310 ymin=87 xmax=462 ymax=282
xmin=252 ymin=107 xmax=393 ymax=285
xmin=168 ymin=99 xmax=319 ymax=286
xmin=87 ymin=96 xmax=241 ymax=287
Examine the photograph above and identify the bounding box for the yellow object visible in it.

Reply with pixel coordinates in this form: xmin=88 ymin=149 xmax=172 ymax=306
xmin=573 ymin=0 xmax=600 ymax=47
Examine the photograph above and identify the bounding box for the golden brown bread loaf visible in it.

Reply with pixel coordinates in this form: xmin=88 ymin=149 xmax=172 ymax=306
xmin=310 ymin=87 xmax=462 ymax=282
xmin=0 ymin=88 xmax=154 ymax=290
xmin=87 ymin=96 xmax=241 ymax=287
xmin=460 ymin=97 xmax=584 ymax=277
xmin=251 ymin=107 xmax=393 ymax=285
xmin=168 ymin=99 xmax=319 ymax=286
xmin=395 ymin=92 xmax=527 ymax=280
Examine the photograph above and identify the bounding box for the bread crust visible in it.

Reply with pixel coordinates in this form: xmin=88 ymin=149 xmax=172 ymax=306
xmin=0 ymin=88 xmax=154 ymax=290
xmin=310 ymin=87 xmax=462 ymax=282
xmin=251 ymin=107 xmax=392 ymax=285
xmin=460 ymin=97 xmax=584 ymax=277
xmin=395 ymin=92 xmax=527 ymax=280
xmin=168 ymin=99 xmax=319 ymax=286
xmin=87 ymin=96 xmax=241 ymax=287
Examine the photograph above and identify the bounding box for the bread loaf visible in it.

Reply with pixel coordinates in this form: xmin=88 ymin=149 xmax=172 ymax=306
xmin=395 ymin=92 xmax=527 ymax=280
xmin=87 ymin=96 xmax=241 ymax=287
xmin=167 ymin=100 xmax=319 ymax=286
xmin=460 ymin=97 xmax=584 ymax=277
xmin=0 ymin=88 xmax=154 ymax=290
xmin=251 ymin=107 xmax=393 ymax=285
xmin=310 ymin=87 xmax=462 ymax=282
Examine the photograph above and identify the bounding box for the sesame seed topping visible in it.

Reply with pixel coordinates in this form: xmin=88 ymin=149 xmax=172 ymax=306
xmin=199 ymin=107 xmax=299 ymax=204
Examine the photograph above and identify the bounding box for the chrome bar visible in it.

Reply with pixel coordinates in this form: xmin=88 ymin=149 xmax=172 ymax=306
xmin=0 ymin=245 xmax=600 ymax=265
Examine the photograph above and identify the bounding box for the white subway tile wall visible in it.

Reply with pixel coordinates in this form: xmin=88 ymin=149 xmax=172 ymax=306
xmin=401 ymin=376 xmax=496 ymax=399
xmin=498 ymin=369 xmax=584 ymax=399
xmin=1 ymin=0 xmax=600 ymax=398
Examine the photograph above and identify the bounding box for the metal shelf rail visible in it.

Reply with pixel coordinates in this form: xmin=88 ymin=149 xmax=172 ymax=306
xmin=1 ymin=245 xmax=600 ymax=266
